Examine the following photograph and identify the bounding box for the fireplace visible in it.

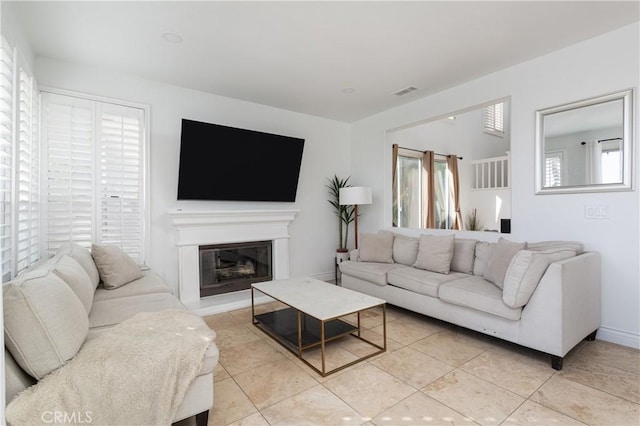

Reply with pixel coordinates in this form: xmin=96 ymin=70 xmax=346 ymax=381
xmin=199 ymin=241 xmax=272 ymax=297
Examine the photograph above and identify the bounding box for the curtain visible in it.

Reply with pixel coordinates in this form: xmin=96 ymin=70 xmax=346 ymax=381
xmin=585 ymin=140 xmax=602 ymax=184
xmin=392 ymin=144 xmax=399 ymax=227
xmin=422 ymin=150 xmax=435 ymax=228
xmin=447 ymin=155 xmax=463 ymax=230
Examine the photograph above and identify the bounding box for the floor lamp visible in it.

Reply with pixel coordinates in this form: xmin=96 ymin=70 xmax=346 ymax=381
xmin=339 ymin=187 xmax=372 ymax=249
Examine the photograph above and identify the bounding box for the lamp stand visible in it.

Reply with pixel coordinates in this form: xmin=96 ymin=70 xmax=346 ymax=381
xmin=354 ymin=205 xmax=359 ymax=249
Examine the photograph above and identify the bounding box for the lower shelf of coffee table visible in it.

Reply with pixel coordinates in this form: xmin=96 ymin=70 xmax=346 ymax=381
xmin=254 ymin=307 xmax=357 ymax=351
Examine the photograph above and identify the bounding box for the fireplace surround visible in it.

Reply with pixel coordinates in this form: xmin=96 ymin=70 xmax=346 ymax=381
xmin=169 ymin=209 xmax=298 ymax=314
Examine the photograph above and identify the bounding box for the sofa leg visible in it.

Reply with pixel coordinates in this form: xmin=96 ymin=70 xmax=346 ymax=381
xmin=551 ymin=355 xmax=563 ymax=371
xmin=585 ymin=329 xmax=598 ymax=341
xmin=195 ymin=410 xmax=209 ymax=426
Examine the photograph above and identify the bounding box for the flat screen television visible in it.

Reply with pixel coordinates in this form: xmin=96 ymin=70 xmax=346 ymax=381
xmin=177 ymin=119 xmax=305 ymax=202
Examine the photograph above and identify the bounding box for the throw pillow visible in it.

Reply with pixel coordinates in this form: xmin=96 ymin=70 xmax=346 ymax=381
xmin=392 ymin=235 xmax=419 ymax=266
xmin=56 ymin=242 xmax=101 ymax=289
xmin=451 ymin=238 xmax=477 ymax=274
xmin=52 ymin=255 xmax=94 ymax=313
xmin=3 ymin=270 xmax=89 ymax=379
xmin=91 ymin=244 xmax=143 ymax=289
xmin=413 ymin=234 xmax=455 ymax=274
xmin=472 ymin=241 xmax=494 ymax=276
xmin=483 ymin=238 xmax=526 ymax=289
xmin=527 ymin=240 xmax=584 ymax=255
xmin=502 ymin=249 xmax=577 ymax=308
xmin=358 ymin=232 xmax=394 ymax=263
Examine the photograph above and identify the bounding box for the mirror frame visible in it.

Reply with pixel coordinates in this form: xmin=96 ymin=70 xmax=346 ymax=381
xmin=535 ymin=89 xmax=634 ymax=194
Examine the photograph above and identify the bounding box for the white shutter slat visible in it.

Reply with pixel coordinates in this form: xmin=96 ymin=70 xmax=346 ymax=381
xmin=0 ymin=36 xmax=13 ymax=282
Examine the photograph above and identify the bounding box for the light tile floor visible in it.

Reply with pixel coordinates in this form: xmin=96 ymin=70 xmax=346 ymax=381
xmin=203 ymin=302 xmax=640 ymax=426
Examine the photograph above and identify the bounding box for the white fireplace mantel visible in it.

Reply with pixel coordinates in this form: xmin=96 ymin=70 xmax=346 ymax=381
xmin=169 ymin=209 xmax=299 ymax=313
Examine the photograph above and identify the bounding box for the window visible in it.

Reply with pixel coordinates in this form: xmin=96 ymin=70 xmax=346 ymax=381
xmin=0 ymin=36 xmax=14 ymax=281
xmin=601 ymin=141 xmax=622 ymax=184
xmin=483 ymin=102 xmax=504 ymax=137
xmin=394 ymin=152 xmax=422 ymax=228
xmin=41 ymin=91 xmax=148 ymax=264
xmin=0 ymin=35 xmax=41 ymax=282
xmin=545 ymin=151 xmax=564 ymax=187
xmin=394 ymin=150 xmax=455 ymax=230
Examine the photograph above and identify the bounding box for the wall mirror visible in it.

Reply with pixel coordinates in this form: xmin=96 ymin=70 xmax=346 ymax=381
xmin=535 ymin=89 xmax=633 ymax=194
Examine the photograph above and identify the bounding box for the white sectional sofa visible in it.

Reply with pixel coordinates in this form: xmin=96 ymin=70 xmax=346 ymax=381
xmin=339 ymin=231 xmax=601 ymax=369
xmin=3 ymin=242 xmax=218 ymax=425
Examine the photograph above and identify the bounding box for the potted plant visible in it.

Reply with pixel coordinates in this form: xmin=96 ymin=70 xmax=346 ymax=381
xmin=466 ymin=208 xmax=483 ymax=231
xmin=327 ymin=175 xmax=355 ymax=262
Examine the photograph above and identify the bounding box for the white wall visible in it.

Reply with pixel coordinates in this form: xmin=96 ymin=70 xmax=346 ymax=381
xmin=350 ymin=23 xmax=640 ymax=348
xmin=35 ymin=57 xmax=351 ymax=291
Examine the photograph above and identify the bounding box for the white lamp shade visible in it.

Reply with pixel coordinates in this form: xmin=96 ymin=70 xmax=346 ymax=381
xmin=339 ymin=187 xmax=372 ymax=205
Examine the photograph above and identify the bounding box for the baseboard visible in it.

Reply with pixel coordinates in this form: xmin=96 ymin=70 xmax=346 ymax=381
xmin=310 ymin=272 xmax=336 ymax=283
xmin=596 ymin=326 xmax=640 ymax=349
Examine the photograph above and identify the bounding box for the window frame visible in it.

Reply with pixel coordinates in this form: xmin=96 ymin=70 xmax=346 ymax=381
xmin=39 ymin=87 xmax=150 ymax=265
xmin=483 ymin=102 xmax=505 ymax=137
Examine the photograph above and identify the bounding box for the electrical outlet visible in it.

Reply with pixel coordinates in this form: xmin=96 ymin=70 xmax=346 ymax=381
xmin=585 ymin=205 xmax=609 ymax=219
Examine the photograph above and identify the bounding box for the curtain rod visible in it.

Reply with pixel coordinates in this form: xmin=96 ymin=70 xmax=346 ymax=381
xmin=580 ymin=137 xmax=622 ymax=145
xmin=397 ymin=145 xmax=463 ymax=160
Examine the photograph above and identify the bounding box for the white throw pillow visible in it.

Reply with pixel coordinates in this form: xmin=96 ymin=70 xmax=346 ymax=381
xmin=91 ymin=244 xmax=143 ymax=289
xmin=56 ymin=242 xmax=101 ymax=289
xmin=392 ymin=235 xmax=419 ymax=266
xmin=473 ymin=241 xmax=494 ymax=276
xmin=502 ymin=249 xmax=577 ymax=308
xmin=451 ymin=238 xmax=477 ymax=274
xmin=358 ymin=232 xmax=394 ymax=263
xmin=413 ymin=234 xmax=455 ymax=274
xmin=484 ymin=238 xmax=526 ymax=289
xmin=3 ymin=270 xmax=89 ymax=379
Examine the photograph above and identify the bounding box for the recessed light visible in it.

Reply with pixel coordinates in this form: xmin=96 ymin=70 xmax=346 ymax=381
xmin=341 ymin=87 xmax=356 ymax=94
xmin=162 ymin=32 xmax=183 ymax=44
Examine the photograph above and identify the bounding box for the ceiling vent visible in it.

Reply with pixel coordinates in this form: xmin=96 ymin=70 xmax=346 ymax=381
xmin=393 ymin=86 xmax=418 ymax=96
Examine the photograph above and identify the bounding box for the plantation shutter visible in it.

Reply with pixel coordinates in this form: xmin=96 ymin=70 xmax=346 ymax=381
xmin=16 ymin=66 xmax=40 ymax=273
xmin=98 ymin=103 xmax=144 ymax=263
xmin=545 ymin=154 xmax=563 ymax=187
xmin=42 ymin=92 xmax=146 ymax=263
xmin=42 ymin=93 xmax=95 ymax=255
xmin=0 ymin=36 xmax=14 ymax=281
xmin=483 ymin=102 xmax=504 ymax=136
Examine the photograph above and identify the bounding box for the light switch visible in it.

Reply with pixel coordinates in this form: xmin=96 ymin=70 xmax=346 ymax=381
xmin=585 ymin=205 xmax=609 ymax=219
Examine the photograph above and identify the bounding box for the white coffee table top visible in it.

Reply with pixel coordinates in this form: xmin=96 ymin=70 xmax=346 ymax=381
xmin=252 ymin=277 xmax=385 ymax=321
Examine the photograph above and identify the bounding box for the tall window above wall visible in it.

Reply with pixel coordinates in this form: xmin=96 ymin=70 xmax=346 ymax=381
xmin=483 ymin=102 xmax=504 ymax=137
xmin=41 ymin=91 xmax=149 ymax=265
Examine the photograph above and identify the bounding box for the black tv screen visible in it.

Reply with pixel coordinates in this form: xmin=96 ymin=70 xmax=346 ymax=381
xmin=177 ymin=119 xmax=305 ymax=202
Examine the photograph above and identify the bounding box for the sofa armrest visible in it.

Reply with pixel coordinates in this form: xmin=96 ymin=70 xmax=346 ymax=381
xmin=518 ymin=252 xmax=601 ymax=357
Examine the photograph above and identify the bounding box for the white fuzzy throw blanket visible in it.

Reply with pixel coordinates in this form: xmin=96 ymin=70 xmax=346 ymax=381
xmin=6 ymin=310 xmax=216 ymax=425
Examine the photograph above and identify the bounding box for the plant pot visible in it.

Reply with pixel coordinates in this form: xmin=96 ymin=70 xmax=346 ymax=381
xmin=336 ymin=249 xmax=350 ymax=264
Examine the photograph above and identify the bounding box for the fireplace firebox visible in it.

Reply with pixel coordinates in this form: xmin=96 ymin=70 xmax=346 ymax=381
xmin=199 ymin=241 xmax=273 ymax=297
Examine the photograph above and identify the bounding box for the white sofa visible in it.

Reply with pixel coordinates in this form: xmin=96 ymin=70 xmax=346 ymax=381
xmin=3 ymin=242 xmax=218 ymax=425
xmin=339 ymin=231 xmax=601 ymax=369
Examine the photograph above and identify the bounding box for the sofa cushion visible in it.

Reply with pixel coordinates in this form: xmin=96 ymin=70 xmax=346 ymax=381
xmin=413 ymin=234 xmax=455 ymax=274
xmin=392 ymin=235 xmax=419 ymax=266
xmin=91 ymin=244 xmax=143 ymax=289
xmin=502 ymin=248 xmax=577 ymax=308
xmin=3 ymin=270 xmax=89 ymax=379
xmin=473 ymin=241 xmax=494 ymax=276
xmin=88 ymin=292 xmax=186 ymax=329
xmin=387 ymin=267 xmax=469 ymax=298
xmin=52 ymin=255 xmax=94 ymax=313
xmin=527 ymin=240 xmax=584 ymax=255
xmin=339 ymin=261 xmax=406 ymax=287
xmin=439 ymin=276 xmax=522 ymax=321
xmin=451 ymin=238 xmax=477 ymax=274
xmin=93 ymin=271 xmax=173 ymax=302
xmin=57 ymin=242 xmax=100 ymax=289
xmin=358 ymin=232 xmax=394 ymax=263
xmin=483 ymin=238 xmax=526 ymax=289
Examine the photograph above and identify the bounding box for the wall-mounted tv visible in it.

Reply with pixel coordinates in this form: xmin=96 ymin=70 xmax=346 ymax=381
xmin=177 ymin=119 xmax=305 ymax=202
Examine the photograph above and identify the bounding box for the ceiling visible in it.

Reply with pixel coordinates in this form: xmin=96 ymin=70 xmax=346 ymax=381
xmin=8 ymin=1 xmax=640 ymax=122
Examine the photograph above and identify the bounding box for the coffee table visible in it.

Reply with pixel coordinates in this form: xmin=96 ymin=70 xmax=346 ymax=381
xmin=251 ymin=277 xmax=386 ymax=376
